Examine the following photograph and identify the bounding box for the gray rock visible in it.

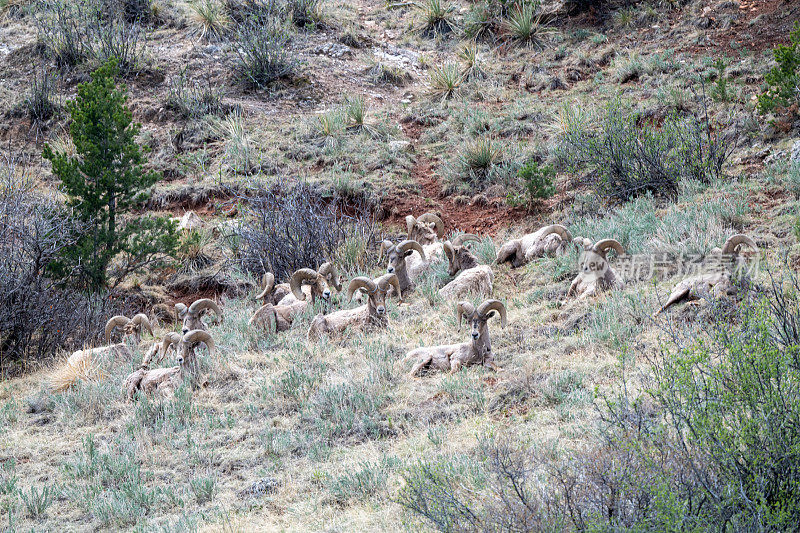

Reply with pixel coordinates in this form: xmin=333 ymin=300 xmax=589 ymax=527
xmin=791 ymin=140 xmax=800 ymax=164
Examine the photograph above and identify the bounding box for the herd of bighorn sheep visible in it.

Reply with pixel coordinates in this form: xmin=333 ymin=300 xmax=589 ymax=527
xmin=51 ymin=211 xmax=760 ymax=398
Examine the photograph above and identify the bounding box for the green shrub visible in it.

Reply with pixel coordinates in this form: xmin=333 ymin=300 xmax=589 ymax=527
xmin=709 ymin=58 xmax=731 ymax=102
xmin=43 ymin=60 xmax=178 ymax=290
xmin=758 ymin=22 xmax=800 ymax=114
xmin=517 ymin=160 xmax=555 ymax=203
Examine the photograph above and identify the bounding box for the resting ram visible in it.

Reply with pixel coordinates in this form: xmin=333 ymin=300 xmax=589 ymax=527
xmin=379 ymin=239 xmax=430 ymax=295
xmin=568 ymin=238 xmax=625 ymax=299
xmin=496 ymin=224 xmax=573 ymax=268
xmin=439 ymin=234 xmax=493 ymax=300
xmin=175 ymin=298 xmax=222 ymax=335
xmin=104 ymin=314 xmax=154 ymax=344
xmin=123 ymin=330 xmax=214 ymax=401
xmin=307 ymin=273 xmax=401 ymax=341
xmin=273 ymin=262 xmax=342 ymax=306
xmin=404 ymin=299 xmax=507 ymax=376
xmin=254 ymin=272 xmax=291 ymax=306
xmin=250 ymin=267 xmax=336 ymax=333
xmin=654 ymin=234 xmax=758 ymax=316
xmin=406 ymin=213 xmax=445 ymax=245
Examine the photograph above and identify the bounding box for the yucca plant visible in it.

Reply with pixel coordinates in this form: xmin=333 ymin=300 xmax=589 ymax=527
xmin=428 ymin=62 xmax=463 ymax=100
xmin=415 ymin=0 xmax=456 ymax=37
xmin=458 ymin=137 xmax=502 ymax=177
xmin=343 ymin=94 xmax=366 ymax=130
xmin=457 ymin=41 xmax=484 ymax=80
xmin=503 ymin=2 xmax=552 ymax=49
xmin=189 ymin=0 xmax=231 ymax=41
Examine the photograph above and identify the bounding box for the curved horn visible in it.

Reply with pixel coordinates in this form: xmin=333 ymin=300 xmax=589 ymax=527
xmin=397 ymin=239 xmax=426 ymax=260
xmin=131 ymin=314 xmax=154 ymax=337
xmin=405 ymin=215 xmax=417 ymax=238
xmin=256 ymin=272 xmax=275 ymax=301
xmin=443 ymin=241 xmax=455 ymax=265
xmin=182 ymin=329 xmax=215 ymax=356
xmin=593 ymin=239 xmax=624 ymax=257
xmin=456 ymin=302 xmax=475 ymax=330
xmin=378 ymin=239 xmax=394 ymax=262
xmin=477 ymin=299 xmax=507 ymax=328
xmin=539 ymin=224 xmax=573 ymax=243
xmin=175 ymin=303 xmax=188 ymax=319
xmin=188 ymin=298 xmax=222 ymax=317
xmin=290 ymin=268 xmax=320 ymax=300
xmin=721 ymin=234 xmax=757 ymax=255
xmin=318 ymin=262 xmax=342 ymax=292
xmin=376 ymin=273 xmax=401 ymax=299
xmin=453 ymin=233 xmax=480 ymax=247
xmin=418 ymin=213 xmax=445 ymax=238
xmin=161 ymin=332 xmax=182 ymax=360
xmin=347 ymin=276 xmax=377 ymax=302
xmin=105 ymin=316 xmax=130 ymax=342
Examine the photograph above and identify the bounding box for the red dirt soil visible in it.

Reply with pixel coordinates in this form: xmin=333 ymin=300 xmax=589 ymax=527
xmin=694 ymin=0 xmax=799 ymax=54
xmin=380 ymin=121 xmax=530 ymax=236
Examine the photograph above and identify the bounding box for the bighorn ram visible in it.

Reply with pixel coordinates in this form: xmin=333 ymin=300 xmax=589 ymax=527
xmin=404 ymin=299 xmax=507 ymax=375
xmin=124 ymin=330 xmax=214 ymax=401
xmin=406 ymin=213 xmax=445 ymax=245
xmin=104 ymin=314 xmax=154 ymax=344
xmin=655 ymin=234 xmax=758 ymax=316
xmin=254 ymin=272 xmax=291 ymax=306
xmin=496 ymin=224 xmax=573 ymax=268
xmin=249 ymin=267 xmax=337 ymax=332
xmin=439 ymin=234 xmax=493 ymax=300
xmin=273 ymin=262 xmax=342 ymax=306
xmin=568 ymin=238 xmax=625 ymax=299
xmin=307 ymin=273 xmax=401 ymax=341
xmin=379 ymin=239 xmax=427 ymax=294
xmin=175 ymin=299 xmax=222 ymax=335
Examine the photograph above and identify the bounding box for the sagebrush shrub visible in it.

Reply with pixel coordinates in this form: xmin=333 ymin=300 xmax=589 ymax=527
xmin=231 ymin=180 xmax=379 ymax=281
xmin=556 ymin=96 xmax=733 ymax=203
xmin=234 ymin=14 xmax=296 ymax=88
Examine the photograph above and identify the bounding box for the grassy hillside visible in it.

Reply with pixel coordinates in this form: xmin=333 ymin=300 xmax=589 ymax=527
xmin=1 ymin=0 xmax=800 ymax=529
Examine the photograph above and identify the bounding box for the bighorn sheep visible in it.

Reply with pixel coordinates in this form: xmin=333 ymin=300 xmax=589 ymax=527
xmin=404 ymin=299 xmax=507 ymax=376
xmin=249 ymin=267 xmax=337 ymax=333
xmin=379 ymin=239 xmax=427 ymax=294
xmin=254 ymin=272 xmax=291 ymax=306
xmin=124 ymin=330 xmax=214 ymax=401
xmin=307 ymin=273 xmax=401 ymax=341
xmin=654 ymin=234 xmax=758 ymax=316
xmin=439 ymin=234 xmax=493 ymax=300
xmin=104 ymin=314 xmax=154 ymax=344
xmin=274 ymin=262 xmax=342 ymax=306
xmin=496 ymin=224 xmax=573 ymax=268
xmin=568 ymin=238 xmax=625 ymax=299
xmin=406 ymin=213 xmax=445 ymax=245
xmin=175 ymin=299 xmax=222 ymax=335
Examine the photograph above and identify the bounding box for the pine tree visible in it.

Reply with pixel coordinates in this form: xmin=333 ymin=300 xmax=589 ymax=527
xmin=43 ymin=59 xmax=177 ymax=290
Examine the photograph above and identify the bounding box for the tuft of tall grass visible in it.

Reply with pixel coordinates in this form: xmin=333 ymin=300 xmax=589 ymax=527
xmin=428 ymin=62 xmax=463 ymax=101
